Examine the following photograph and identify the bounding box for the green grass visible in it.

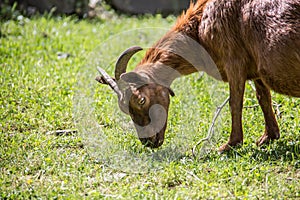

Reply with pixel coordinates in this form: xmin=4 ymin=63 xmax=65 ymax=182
xmin=0 ymin=13 xmax=299 ymax=199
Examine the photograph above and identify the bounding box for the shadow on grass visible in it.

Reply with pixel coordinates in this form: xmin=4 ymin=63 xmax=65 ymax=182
xmin=219 ymin=138 xmax=300 ymax=168
xmin=250 ymin=140 xmax=299 ymax=162
xmin=190 ymin=133 xmax=300 ymax=170
xmin=149 ymin=145 xmax=189 ymax=162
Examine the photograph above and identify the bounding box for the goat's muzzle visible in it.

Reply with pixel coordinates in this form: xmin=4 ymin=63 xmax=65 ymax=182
xmin=139 ymin=134 xmax=164 ymax=148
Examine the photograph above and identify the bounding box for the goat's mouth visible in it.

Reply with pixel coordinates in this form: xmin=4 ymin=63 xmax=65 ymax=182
xmin=139 ymin=133 xmax=164 ymax=148
xmin=135 ymin=121 xmax=167 ymax=148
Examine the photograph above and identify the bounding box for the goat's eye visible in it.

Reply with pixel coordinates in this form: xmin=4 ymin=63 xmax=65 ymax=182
xmin=138 ymin=97 xmax=146 ymax=105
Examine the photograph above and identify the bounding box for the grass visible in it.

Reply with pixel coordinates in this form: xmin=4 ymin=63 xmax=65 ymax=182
xmin=0 ymin=13 xmax=299 ymax=199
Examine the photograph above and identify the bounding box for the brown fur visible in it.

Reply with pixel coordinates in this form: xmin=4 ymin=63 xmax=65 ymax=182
xmin=120 ymin=0 xmax=300 ymax=150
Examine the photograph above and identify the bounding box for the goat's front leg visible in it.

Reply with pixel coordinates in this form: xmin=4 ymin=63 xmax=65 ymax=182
xmin=219 ymin=72 xmax=246 ymax=152
xmin=254 ymin=79 xmax=280 ymax=146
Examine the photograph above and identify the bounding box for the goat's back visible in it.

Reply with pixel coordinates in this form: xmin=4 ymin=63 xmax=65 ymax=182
xmin=199 ymin=0 xmax=300 ymax=97
xmin=249 ymin=0 xmax=300 ymax=96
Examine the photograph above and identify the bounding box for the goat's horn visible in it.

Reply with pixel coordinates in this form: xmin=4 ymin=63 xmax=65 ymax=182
xmin=115 ymin=46 xmax=143 ymax=80
xmin=96 ymin=67 xmax=122 ymax=98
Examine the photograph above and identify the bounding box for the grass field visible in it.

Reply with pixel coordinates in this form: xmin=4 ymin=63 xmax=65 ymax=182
xmin=0 ymin=12 xmax=299 ymax=199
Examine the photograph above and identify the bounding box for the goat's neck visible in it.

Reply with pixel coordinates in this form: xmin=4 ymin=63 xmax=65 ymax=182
xmin=134 ymin=60 xmax=188 ymax=88
xmin=135 ymin=31 xmax=220 ymax=87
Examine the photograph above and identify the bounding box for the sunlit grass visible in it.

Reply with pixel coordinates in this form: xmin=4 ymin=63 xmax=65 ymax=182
xmin=0 ymin=13 xmax=299 ymax=199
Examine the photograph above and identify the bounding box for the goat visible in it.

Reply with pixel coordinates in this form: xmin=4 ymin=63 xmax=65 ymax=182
xmin=96 ymin=0 xmax=300 ymax=152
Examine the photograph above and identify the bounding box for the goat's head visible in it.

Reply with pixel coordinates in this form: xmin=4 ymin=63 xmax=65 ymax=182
xmin=96 ymin=46 xmax=174 ymax=148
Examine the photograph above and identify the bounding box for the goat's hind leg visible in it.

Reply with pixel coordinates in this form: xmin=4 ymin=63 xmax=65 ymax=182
xmin=254 ymin=79 xmax=280 ymax=146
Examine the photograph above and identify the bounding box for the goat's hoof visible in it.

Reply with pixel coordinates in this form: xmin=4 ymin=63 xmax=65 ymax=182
xmin=218 ymin=143 xmax=232 ymax=153
xmin=218 ymin=141 xmax=243 ymax=153
xmin=256 ymin=132 xmax=280 ymax=146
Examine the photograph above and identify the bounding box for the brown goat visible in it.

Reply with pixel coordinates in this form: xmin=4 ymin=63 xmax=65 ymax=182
xmin=96 ymin=0 xmax=300 ymax=152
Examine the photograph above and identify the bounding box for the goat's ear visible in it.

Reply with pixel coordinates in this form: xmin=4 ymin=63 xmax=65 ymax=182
xmin=120 ymin=72 xmax=150 ymax=87
xmin=168 ymin=88 xmax=175 ymax=97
